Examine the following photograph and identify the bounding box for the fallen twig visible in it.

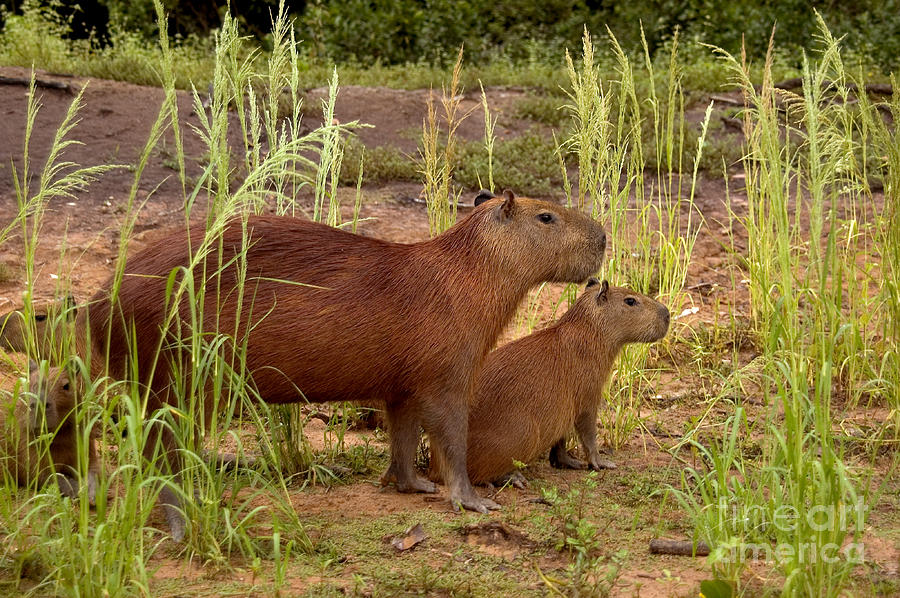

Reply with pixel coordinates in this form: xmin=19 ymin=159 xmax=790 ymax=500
xmin=710 ymin=94 xmax=743 ymax=106
xmin=649 ymin=538 xmax=711 ymax=556
xmin=0 ymin=74 xmax=74 ymax=93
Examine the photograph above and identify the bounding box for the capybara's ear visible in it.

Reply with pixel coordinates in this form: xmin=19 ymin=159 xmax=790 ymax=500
xmin=596 ymin=280 xmax=610 ymax=303
xmin=499 ymin=189 xmax=517 ymax=221
xmin=586 ymin=277 xmax=600 ymax=289
xmin=63 ymin=293 xmax=77 ymax=318
xmin=474 ymin=189 xmax=496 ymax=206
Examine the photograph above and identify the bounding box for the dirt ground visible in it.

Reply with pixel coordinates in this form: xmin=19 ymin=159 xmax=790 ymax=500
xmin=0 ymin=66 xmax=897 ymax=597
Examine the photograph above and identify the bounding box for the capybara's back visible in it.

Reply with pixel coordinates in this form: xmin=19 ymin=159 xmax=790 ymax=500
xmin=88 ymin=189 xmax=606 ymax=534
xmin=430 ymin=280 xmax=669 ymax=485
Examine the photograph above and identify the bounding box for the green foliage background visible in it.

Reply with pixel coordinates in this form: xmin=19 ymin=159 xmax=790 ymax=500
xmin=2 ymin=0 xmax=899 ymax=71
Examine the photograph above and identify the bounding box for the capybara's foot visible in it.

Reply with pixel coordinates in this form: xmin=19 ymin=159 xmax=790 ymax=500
xmin=380 ymin=466 xmax=437 ymax=493
xmin=450 ymin=490 xmax=501 ymax=514
xmin=165 ymin=506 xmax=186 ymax=543
xmin=55 ymin=472 xmax=79 ymax=499
xmin=549 ymin=449 xmax=587 ymax=470
xmin=86 ymin=471 xmax=98 ymax=507
xmin=202 ymin=449 xmax=258 ymax=471
xmin=588 ymin=457 xmax=617 ymax=470
xmin=160 ymin=486 xmax=187 ymax=543
xmin=493 ymin=470 xmax=528 ymax=489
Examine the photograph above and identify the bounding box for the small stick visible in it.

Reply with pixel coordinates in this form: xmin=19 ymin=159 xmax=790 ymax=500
xmin=649 ymin=538 xmax=710 ymax=556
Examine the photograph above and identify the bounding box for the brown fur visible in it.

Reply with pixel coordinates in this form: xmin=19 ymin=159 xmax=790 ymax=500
xmin=0 ymin=362 xmax=100 ymax=503
xmin=86 ymin=190 xmax=606 ymax=538
xmin=0 ymin=296 xmax=77 ymax=360
xmin=429 ymin=280 xmax=669 ymax=485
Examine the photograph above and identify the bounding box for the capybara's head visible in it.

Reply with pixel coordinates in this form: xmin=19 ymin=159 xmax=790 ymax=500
xmin=472 ymin=189 xmax=606 ymax=283
xmin=0 ymin=296 xmax=77 ymax=359
xmin=27 ymin=361 xmax=78 ymax=434
xmin=575 ymin=279 xmax=670 ymax=346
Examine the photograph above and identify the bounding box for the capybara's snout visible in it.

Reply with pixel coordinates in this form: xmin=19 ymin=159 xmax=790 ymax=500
xmin=657 ymin=303 xmax=671 ymax=337
xmin=596 ymin=226 xmax=607 ymax=260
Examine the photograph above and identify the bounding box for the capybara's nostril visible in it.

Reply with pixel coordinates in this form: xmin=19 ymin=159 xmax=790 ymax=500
xmin=660 ymin=305 xmax=671 ymax=327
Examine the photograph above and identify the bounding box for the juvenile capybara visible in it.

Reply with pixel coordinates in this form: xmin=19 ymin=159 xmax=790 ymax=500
xmin=429 ymin=279 xmax=669 ymax=486
xmin=87 ymin=189 xmax=606 ymax=540
xmin=0 ymin=361 xmax=100 ymax=504
xmin=0 ymin=296 xmax=77 ymax=361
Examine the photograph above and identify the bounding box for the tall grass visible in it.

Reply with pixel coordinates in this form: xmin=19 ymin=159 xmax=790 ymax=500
xmin=562 ymin=28 xmax=707 ymax=449
xmin=861 ymin=74 xmax=900 ymax=419
xmin=419 ymin=48 xmax=468 ymax=237
xmin=670 ymin=15 xmax=894 ymax=596
xmin=0 ymin=0 xmax=360 ymax=593
xmin=0 ymin=71 xmax=161 ymax=596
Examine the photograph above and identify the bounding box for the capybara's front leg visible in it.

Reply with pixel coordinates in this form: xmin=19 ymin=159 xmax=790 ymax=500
xmin=380 ymin=402 xmax=436 ymax=493
xmin=574 ymin=410 xmax=616 ymax=470
xmin=422 ymin=394 xmax=499 ymax=514
xmin=87 ymin=443 xmax=101 ymax=506
xmin=549 ymin=438 xmax=588 ymax=470
xmin=148 ymin=425 xmax=188 ymax=542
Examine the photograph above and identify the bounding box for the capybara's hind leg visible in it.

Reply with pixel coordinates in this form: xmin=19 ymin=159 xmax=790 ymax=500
xmin=380 ymin=403 xmax=436 ymax=493
xmin=574 ymin=410 xmax=616 ymax=470
xmin=421 ymin=395 xmax=499 ymax=513
xmin=492 ymin=470 xmax=528 ymax=490
xmin=549 ymin=438 xmax=587 ymax=470
xmin=54 ymin=472 xmax=79 ymax=499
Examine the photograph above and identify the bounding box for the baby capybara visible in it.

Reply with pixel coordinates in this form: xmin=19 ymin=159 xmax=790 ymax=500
xmin=429 ymin=279 xmax=669 ymax=486
xmin=0 ymin=361 xmax=100 ymax=504
xmin=87 ymin=189 xmax=607 ymax=540
xmin=0 ymin=296 xmax=77 ymax=361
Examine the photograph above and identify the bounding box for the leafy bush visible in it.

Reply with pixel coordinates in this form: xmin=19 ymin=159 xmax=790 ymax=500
xmin=5 ymin=0 xmax=898 ymax=71
xmin=297 ymin=0 xmax=900 ymax=72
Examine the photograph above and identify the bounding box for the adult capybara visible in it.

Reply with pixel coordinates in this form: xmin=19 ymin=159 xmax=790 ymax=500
xmin=87 ymin=189 xmax=607 ymax=540
xmin=429 ymin=279 xmax=669 ymax=486
xmin=0 ymin=361 xmax=100 ymax=504
xmin=0 ymin=296 xmax=77 ymax=360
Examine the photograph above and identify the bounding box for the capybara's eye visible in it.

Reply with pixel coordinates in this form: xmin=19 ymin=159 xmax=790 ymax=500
xmin=624 ymin=297 xmax=637 ymax=306
xmin=34 ymin=314 xmax=47 ymax=321
xmin=537 ymin=212 xmax=555 ymax=224
xmin=62 ymin=382 xmax=70 ymax=391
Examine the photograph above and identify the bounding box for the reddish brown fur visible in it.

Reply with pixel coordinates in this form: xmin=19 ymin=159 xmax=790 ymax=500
xmin=0 ymin=296 xmax=78 ymax=361
xmin=87 ymin=190 xmax=606 ymax=538
xmin=429 ymin=281 xmax=669 ymax=485
xmin=0 ymin=363 xmax=100 ymax=503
